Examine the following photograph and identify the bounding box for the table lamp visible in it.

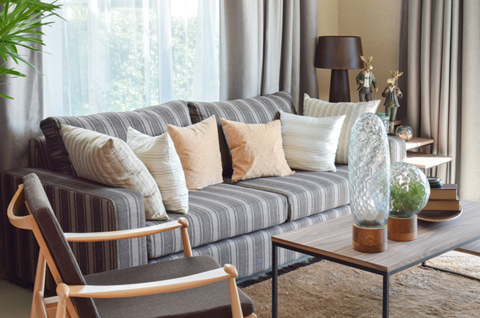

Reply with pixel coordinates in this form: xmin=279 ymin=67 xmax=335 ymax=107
xmin=315 ymin=36 xmax=363 ymax=103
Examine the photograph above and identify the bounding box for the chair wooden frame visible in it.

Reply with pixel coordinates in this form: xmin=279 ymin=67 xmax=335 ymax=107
xmin=8 ymin=184 xmax=256 ymax=318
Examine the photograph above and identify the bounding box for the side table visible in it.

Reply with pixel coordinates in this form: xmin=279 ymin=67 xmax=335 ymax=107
xmin=403 ymin=137 xmax=453 ymax=183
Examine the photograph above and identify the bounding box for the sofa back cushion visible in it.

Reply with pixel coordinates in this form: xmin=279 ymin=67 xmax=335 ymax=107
xmin=188 ymin=91 xmax=293 ymax=176
xmin=40 ymin=100 xmax=191 ymax=175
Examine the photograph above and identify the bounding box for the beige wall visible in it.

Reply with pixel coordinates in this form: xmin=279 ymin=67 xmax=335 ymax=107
xmin=317 ymin=0 xmax=402 ymax=112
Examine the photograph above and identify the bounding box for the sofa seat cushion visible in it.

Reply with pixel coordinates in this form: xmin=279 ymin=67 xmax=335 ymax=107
xmin=40 ymin=100 xmax=191 ymax=175
xmin=146 ymin=183 xmax=288 ymax=259
xmin=227 ymin=165 xmax=349 ymax=221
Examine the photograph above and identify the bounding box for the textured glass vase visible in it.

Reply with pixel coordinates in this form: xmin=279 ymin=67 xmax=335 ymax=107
xmin=349 ymin=113 xmax=391 ymax=228
xmin=390 ymin=162 xmax=430 ymax=218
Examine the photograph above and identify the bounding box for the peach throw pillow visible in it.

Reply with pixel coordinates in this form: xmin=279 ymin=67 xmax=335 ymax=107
xmin=220 ymin=118 xmax=294 ymax=182
xmin=167 ymin=116 xmax=223 ymax=191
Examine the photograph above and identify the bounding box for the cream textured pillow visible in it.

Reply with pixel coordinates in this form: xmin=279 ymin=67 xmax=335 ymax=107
xmin=220 ymin=118 xmax=294 ymax=182
xmin=303 ymin=94 xmax=380 ymax=164
xmin=127 ymin=128 xmax=189 ymax=214
xmin=279 ymin=111 xmax=345 ymax=172
xmin=61 ymin=125 xmax=167 ymax=220
xmin=167 ymin=116 xmax=223 ymax=191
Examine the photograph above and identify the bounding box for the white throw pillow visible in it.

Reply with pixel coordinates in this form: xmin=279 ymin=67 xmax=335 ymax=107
xmin=279 ymin=111 xmax=345 ymax=172
xmin=303 ymin=94 xmax=380 ymax=164
xmin=61 ymin=124 xmax=167 ymax=220
xmin=127 ymin=127 xmax=189 ymax=214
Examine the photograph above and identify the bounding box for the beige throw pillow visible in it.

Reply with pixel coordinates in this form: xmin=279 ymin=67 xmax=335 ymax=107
xmin=220 ymin=118 xmax=294 ymax=182
xmin=61 ymin=124 xmax=167 ymax=220
xmin=127 ymin=128 xmax=189 ymax=214
xmin=303 ymin=94 xmax=380 ymax=164
xmin=167 ymin=116 xmax=223 ymax=191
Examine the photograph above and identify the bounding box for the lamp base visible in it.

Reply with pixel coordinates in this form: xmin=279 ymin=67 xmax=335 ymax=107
xmin=387 ymin=216 xmax=417 ymax=241
xmin=329 ymin=69 xmax=351 ymax=102
xmin=352 ymin=224 xmax=387 ymax=253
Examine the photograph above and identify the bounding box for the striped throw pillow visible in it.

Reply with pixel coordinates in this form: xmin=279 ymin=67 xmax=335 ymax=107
xmin=127 ymin=127 xmax=189 ymax=214
xmin=279 ymin=111 xmax=345 ymax=172
xmin=303 ymin=94 xmax=380 ymax=164
xmin=61 ymin=124 xmax=167 ymax=220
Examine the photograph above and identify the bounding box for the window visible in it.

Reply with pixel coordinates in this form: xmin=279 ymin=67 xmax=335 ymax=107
xmin=43 ymin=0 xmax=219 ymax=117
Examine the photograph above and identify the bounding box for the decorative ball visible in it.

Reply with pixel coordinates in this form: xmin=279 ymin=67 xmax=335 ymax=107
xmin=395 ymin=125 xmax=413 ymax=141
xmin=390 ymin=162 xmax=430 ymax=218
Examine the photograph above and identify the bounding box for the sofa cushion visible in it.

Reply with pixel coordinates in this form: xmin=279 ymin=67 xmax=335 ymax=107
xmin=227 ymin=165 xmax=349 ymax=221
xmin=188 ymin=91 xmax=293 ymax=176
xmin=146 ymin=183 xmax=288 ymax=259
xmin=40 ymin=100 xmax=191 ymax=175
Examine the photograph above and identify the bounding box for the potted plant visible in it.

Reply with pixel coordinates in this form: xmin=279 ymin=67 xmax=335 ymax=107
xmin=0 ymin=0 xmax=61 ymax=99
xmin=388 ymin=162 xmax=430 ymax=241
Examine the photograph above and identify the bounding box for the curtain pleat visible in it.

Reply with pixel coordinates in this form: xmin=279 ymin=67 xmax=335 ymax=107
xmin=399 ymin=0 xmax=480 ymax=202
xmin=220 ymin=0 xmax=318 ymax=114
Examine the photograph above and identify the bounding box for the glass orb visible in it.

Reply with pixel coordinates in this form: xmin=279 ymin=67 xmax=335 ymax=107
xmin=390 ymin=162 xmax=430 ymax=218
xmin=395 ymin=125 xmax=413 ymax=141
xmin=349 ymin=113 xmax=391 ymax=229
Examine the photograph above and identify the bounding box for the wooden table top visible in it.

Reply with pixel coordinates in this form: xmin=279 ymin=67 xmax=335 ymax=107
xmin=405 ymin=137 xmax=435 ymax=150
xmin=272 ymin=200 xmax=480 ymax=274
xmin=405 ymin=151 xmax=453 ymax=169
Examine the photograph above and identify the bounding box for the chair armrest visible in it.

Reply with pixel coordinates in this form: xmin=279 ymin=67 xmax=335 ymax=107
xmin=63 ymin=264 xmax=236 ymax=298
xmin=388 ymin=135 xmax=406 ymax=163
xmin=65 ymin=219 xmax=185 ymax=242
xmin=1 ymin=168 xmax=149 ymax=289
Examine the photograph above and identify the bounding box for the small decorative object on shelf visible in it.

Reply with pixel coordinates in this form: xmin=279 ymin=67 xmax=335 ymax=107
xmin=395 ymin=125 xmax=413 ymax=141
xmin=382 ymin=70 xmax=403 ymax=134
xmin=349 ymin=113 xmax=390 ymax=253
xmin=428 ymin=177 xmax=443 ymax=188
xmin=376 ymin=112 xmax=390 ymax=134
xmin=356 ymin=56 xmax=378 ymax=102
xmin=388 ymin=162 xmax=430 ymax=241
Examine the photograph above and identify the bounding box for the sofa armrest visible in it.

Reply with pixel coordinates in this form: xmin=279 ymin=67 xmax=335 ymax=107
xmin=1 ymin=168 xmax=148 ymax=288
xmin=388 ymin=135 xmax=406 ymax=163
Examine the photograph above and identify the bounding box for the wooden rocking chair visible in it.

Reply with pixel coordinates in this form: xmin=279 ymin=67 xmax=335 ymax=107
xmin=7 ymin=173 xmax=256 ymax=318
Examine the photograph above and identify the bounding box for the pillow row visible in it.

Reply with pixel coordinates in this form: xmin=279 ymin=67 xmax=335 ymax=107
xmin=61 ymin=95 xmax=380 ymax=220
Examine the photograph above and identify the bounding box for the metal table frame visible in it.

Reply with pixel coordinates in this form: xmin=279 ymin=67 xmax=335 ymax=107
xmin=272 ymin=236 xmax=480 ymax=318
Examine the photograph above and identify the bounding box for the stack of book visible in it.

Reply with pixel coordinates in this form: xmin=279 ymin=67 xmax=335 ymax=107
xmin=423 ymin=184 xmax=460 ymax=212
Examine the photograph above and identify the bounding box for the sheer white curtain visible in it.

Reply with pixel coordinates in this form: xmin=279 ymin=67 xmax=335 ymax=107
xmin=43 ymin=0 xmax=219 ymax=117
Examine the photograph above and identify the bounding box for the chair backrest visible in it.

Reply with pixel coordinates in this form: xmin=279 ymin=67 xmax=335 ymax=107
xmin=22 ymin=173 xmax=100 ymax=318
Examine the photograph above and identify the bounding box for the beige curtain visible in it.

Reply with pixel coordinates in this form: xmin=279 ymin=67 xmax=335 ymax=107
xmin=220 ymin=0 xmax=318 ymax=114
xmin=399 ymin=0 xmax=480 ymax=202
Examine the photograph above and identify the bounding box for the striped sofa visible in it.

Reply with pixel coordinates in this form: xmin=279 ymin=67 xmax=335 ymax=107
xmin=1 ymin=92 xmax=406 ymax=289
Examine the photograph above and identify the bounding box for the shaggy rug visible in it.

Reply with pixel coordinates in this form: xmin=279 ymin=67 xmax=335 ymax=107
xmin=241 ymin=251 xmax=480 ymax=318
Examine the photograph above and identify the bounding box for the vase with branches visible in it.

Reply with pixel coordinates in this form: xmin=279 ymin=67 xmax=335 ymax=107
xmin=0 ymin=0 xmax=61 ymax=99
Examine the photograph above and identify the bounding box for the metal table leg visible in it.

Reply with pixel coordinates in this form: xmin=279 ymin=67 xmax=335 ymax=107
xmin=383 ymin=274 xmax=390 ymax=318
xmin=272 ymin=242 xmax=278 ymax=318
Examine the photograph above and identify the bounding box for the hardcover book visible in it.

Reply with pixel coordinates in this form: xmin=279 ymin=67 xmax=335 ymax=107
xmin=429 ymin=184 xmax=458 ymax=200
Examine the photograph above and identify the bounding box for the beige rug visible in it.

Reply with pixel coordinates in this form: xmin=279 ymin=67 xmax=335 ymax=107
xmin=242 ymin=251 xmax=480 ymax=317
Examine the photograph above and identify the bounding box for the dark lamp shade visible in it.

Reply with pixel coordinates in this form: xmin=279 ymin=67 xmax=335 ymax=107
xmin=315 ymin=36 xmax=363 ymax=70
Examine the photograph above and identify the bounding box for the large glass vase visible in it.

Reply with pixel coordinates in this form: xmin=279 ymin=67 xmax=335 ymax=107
xmin=348 ymin=113 xmax=391 ymax=229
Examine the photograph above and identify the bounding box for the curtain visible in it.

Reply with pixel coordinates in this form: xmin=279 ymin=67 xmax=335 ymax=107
xmin=0 ymin=47 xmax=44 ymax=279
xmin=398 ymin=0 xmax=480 ymax=202
xmin=220 ymin=0 xmax=318 ymax=114
xmin=43 ymin=0 xmax=219 ymax=117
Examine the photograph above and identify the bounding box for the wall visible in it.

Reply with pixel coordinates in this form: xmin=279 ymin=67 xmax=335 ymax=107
xmin=317 ymin=0 xmax=402 ymax=112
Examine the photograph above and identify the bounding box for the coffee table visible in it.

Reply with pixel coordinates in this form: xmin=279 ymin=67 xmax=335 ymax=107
xmin=271 ymin=200 xmax=480 ymax=318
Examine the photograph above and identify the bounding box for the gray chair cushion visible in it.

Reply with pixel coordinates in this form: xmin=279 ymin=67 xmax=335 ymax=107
xmin=146 ymin=183 xmax=288 ymax=259
xmin=40 ymin=100 xmax=191 ymax=175
xmin=188 ymin=91 xmax=293 ymax=176
xmin=86 ymin=256 xmax=255 ymax=318
xmin=23 ymin=173 xmax=100 ymax=318
xmin=227 ymin=166 xmax=350 ymax=221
